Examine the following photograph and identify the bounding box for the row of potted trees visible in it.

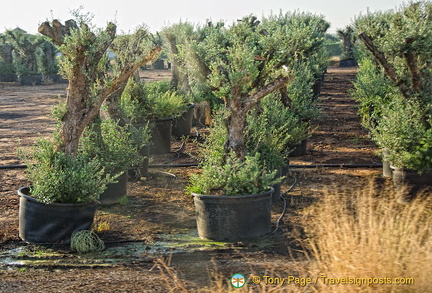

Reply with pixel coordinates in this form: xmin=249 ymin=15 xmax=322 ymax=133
xmin=0 ymin=28 xmax=63 ymax=84
xmin=352 ymin=1 xmax=432 ymax=201
xmin=17 ymin=10 xmax=329 ymax=244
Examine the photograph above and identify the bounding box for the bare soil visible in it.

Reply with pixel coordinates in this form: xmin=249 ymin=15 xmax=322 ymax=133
xmin=0 ymin=67 xmax=384 ymax=292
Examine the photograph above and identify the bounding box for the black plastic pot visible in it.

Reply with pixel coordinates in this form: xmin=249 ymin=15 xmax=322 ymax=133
xmin=289 ymin=139 xmax=307 ymax=157
xmin=382 ymin=149 xmax=392 ymax=178
xmin=339 ymin=58 xmax=357 ymax=67
xmin=0 ymin=73 xmax=17 ymax=82
xmin=18 ymin=187 xmax=96 ymax=244
xmin=45 ymin=74 xmax=68 ymax=84
xmin=192 ymin=188 xmax=273 ymax=241
xmin=149 ymin=118 xmax=173 ymax=155
xmin=281 ymin=159 xmax=290 ymax=176
xmin=392 ymin=167 xmax=432 ymax=200
xmin=192 ymin=101 xmax=210 ymax=127
xmin=99 ymin=171 xmax=128 ymax=205
xmin=18 ymin=74 xmax=43 ymax=85
xmin=172 ymin=104 xmax=195 ymax=138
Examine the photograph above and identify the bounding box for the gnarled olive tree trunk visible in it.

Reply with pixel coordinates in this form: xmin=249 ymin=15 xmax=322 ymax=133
xmin=38 ymin=19 xmax=161 ymax=155
xmin=225 ymin=76 xmax=289 ymax=159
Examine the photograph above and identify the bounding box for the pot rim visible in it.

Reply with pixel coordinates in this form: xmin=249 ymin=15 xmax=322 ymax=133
xmin=150 ymin=117 xmax=174 ymax=122
xmin=18 ymin=186 xmax=97 ymax=207
xmin=192 ymin=187 xmax=274 ymax=199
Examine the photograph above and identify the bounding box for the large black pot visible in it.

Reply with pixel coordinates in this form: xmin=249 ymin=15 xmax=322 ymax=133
xmin=172 ymin=104 xmax=195 ymax=138
xmin=312 ymin=77 xmax=323 ymax=99
xmin=99 ymin=171 xmax=128 ymax=205
xmin=192 ymin=188 xmax=273 ymax=241
xmin=392 ymin=167 xmax=432 ymax=200
xmin=0 ymin=73 xmax=17 ymax=82
xmin=18 ymin=74 xmax=43 ymax=86
xmin=18 ymin=187 xmax=96 ymax=244
xmin=339 ymin=58 xmax=358 ymax=67
xmin=45 ymin=74 xmax=68 ymax=84
xmin=149 ymin=118 xmax=173 ymax=155
xmin=289 ymin=139 xmax=307 ymax=157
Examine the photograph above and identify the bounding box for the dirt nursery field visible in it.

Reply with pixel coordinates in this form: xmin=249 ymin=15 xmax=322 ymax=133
xmin=0 ymin=67 xmax=395 ymax=292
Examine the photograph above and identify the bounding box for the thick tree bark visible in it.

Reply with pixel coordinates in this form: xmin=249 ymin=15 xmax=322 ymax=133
xmin=39 ymin=19 xmax=161 ymax=155
xmin=358 ymin=32 xmax=413 ymax=99
xmin=38 ymin=20 xmax=79 ymax=46
xmin=165 ymin=33 xmax=191 ymax=94
xmin=279 ymin=86 xmax=291 ymax=109
xmin=404 ymin=50 xmax=421 ymax=93
xmin=225 ymin=75 xmax=289 ymax=159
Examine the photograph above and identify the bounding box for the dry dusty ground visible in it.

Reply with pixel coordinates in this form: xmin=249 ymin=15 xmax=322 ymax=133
xmin=0 ymin=67 xmax=386 ymax=292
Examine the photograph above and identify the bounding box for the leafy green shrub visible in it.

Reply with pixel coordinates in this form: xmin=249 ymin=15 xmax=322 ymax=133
xmin=372 ymin=97 xmax=432 ymax=172
xmin=121 ymin=79 xmax=188 ymax=122
xmin=21 ymin=137 xmax=113 ymax=204
xmin=351 ymin=57 xmax=397 ymax=130
xmin=80 ymin=118 xmax=148 ymax=175
xmin=285 ymin=61 xmax=322 ymax=122
xmin=188 ymin=152 xmax=278 ymax=196
xmin=246 ymin=95 xmax=310 ymax=170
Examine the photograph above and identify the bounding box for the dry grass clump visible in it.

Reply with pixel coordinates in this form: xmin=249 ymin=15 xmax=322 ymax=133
xmin=301 ymin=180 xmax=432 ymax=292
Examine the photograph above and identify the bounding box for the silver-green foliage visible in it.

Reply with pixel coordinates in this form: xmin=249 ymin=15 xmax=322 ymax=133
xmin=246 ymin=95 xmax=310 ymax=170
xmin=21 ymin=138 xmax=113 ymax=204
xmin=188 ymin=152 xmax=278 ymax=196
xmin=372 ymin=97 xmax=432 ymax=172
xmin=121 ymin=79 xmax=187 ymax=121
xmin=79 ymin=118 xmax=148 ymax=175
xmin=354 ymin=1 xmax=432 ymax=171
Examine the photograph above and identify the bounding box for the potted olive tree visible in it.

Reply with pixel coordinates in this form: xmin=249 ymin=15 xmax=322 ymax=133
xmin=162 ymin=22 xmax=225 ymax=127
xmin=337 ymin=25 xmax=357 ymax=67
xmin=18 ymin=12 xmax=161 ymax=244
xmin=6 ymin=28 xmax=44 ymax=85
xmin=186 ymin=16 xmax=292 ymax=241
xmin=355 ymin=1 xmax=432 ymax=199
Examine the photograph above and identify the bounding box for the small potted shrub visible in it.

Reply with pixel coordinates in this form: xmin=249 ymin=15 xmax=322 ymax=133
xmin=371 ymin=98 xmax=432 ymax=198
xmin=79 ymin=118 xmax=150 ymax=204
xmin=282 ymin=62 xmax=320 ymax=156
xmin=121 ymin=79 xmax=187 ymax=154
xmin=18 ymin=137 xmax=113 ymax=244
